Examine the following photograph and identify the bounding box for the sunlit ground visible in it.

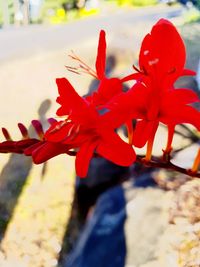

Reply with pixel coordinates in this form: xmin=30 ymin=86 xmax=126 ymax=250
xmin=0 ymin=156 xmax=75 ymax=267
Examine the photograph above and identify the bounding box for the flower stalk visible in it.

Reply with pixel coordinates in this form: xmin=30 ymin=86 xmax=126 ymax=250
xmin=191 ymin=148 xmax=200 ymax=173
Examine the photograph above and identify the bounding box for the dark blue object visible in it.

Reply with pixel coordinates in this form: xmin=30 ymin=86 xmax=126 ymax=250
xmin=133 ymin=173 xmax=157 ymax=188
xmin=65 ymin=186 xmax=126 ymax=267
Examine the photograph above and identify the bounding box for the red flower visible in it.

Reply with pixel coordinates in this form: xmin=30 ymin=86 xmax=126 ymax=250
xmin=108 ymin=81 xmax=200 ymax=160
xmin=0 ymin=120 xmax=70 ymax=164
xmin=126 ymin=19 xmax=196 ymax=89
xmin=68 ymin=30 xmax=134 ymax=108
xmin=131 ymin=19 xmax=199 ymax=156
xmin=38 ymin=78 xmax=136 ymax=177
xmin=106 ymin=19 xmax=200 ymax=159
xmin=85 ymin=30 xmax=123 ymax=107
xmin=0 ymin=78 xmax=136 ymax=177
xmin=132 ymin=86 xmax=200 ymax=146
xmin=24 ymin=139 xmax=71 ymax=163
xmin=1 ymin=18 xmax=199 ymax=177
xmin=0 ymin=121 xmax=43 ymax=154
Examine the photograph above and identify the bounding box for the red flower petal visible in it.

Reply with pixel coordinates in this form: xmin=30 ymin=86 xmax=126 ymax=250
xmin=132 ymin=120 xmax=158 ymax=148
xmin=121 ymin=73 xmax=143 ymax=82
xmin=160 ymin=105 xmax=200 ymax=130
xmin=56 ymin=78 xmax=88 ymax=117
xmin=75 ymin=141 xmax=97 ymax=178
xmin=56 ymin=78 xmax=98 ymax=124
xmin=30 ymin=141 xmax=69 ymax=164
xmin=162 ymin=89 xmax=199 ymax=107
xmin=45 ymin=121 xmax=75 ymax=143
xmin=15 ymin=139 xmax=40 ymax=151
xmin=139 ymin=19 xmax=186 ymax=84
xmin=97 ymin=131 xmax=136 ymax=166
xmin=91 ymin=78 xmax=123 ymax=107
xmin=181 ymin=69 xmax=196 ymax=76
xmin=24 ymin=141 xmax=45 ymax=156
xmin=0 ymin=139 xmax=39 ymax=154
xmin=95 ymin=30 xmax=106 ymax=80
xmin=105 ymin=82 xmax=148 ymax=128
xmin=0 ymin=141 xmax=20 ymax=153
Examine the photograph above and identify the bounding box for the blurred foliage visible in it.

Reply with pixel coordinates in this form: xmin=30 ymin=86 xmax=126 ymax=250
xmin=41 ymin=0 xmax=100 ymax=24
xmin=41 ymin=0 xmax=76 ymax=23
xmin=180 ymin=0 xmax=200 ymax=10
xmin=180 ymin=1 xmax=200 ymax=23
xmin=0 ymin=10 xmax=2 ymax=27
xmin=0 ymin=0 xmax=158 ymax=26
xmin=0 ymin=0 xmax=14 ymax=26
xmin=195 ymin=0 xmax=200 ymax=9
xmin=130 ymin=0 xmax=157 ymax=5
xmin=184 ymin=8 xmax=200 ymax=23
xmin=79 ymin=7 xmax=99 ymax=16
xmin=42 ymin=0 xmax=76 ymax=9
xmin=118 ymin=0 xmax=157 ymax=6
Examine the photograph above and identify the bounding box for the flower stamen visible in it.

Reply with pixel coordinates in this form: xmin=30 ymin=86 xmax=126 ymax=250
xmin=68 ymin=50 xmax=98 ymax=79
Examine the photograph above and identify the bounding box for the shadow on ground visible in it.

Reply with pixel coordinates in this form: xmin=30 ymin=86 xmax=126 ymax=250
xmin=0 ymin=99 xmax=51 ymax=240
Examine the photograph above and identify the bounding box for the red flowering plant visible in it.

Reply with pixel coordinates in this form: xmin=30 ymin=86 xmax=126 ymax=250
xmin=0 ymin=19 xmax=200 ymax=179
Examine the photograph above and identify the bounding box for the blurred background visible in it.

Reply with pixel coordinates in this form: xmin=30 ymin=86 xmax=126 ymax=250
xmin=0 ymin=1 xmax=200 ymax=267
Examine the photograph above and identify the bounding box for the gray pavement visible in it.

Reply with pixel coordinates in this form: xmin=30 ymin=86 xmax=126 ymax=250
xmin=0 ymin=4 xmax=183 ymax=62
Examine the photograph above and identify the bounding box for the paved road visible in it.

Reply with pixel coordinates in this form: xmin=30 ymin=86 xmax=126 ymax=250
xmin=0 ymin=4 xmax=183 ymax=62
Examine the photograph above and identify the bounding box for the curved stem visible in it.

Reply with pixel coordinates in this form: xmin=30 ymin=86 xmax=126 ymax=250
xmin=137 ymin=155 xmax=200 ymax=179
xmin=67 ymin=150 xmax=200 ymax=179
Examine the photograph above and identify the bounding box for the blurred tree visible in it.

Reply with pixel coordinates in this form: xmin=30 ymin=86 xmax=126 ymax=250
xmin=29 ymin=0 xmax=43 ymax=23
xmin=178 ymin=0 xmax=200 ymax=9
xmin=0 ymin=11 xmax=2 ymax=27
xmin=193 ymin=0 xmax=200 ymax=9
xmin=0 ymin=1 xmax=9 ymax=26
xmin=22 ymin=0 xmax=30 ymax=24
xmin=0 ymin=0 xmax=30 ymax=26
xmin=0 ymin=0 xmax=14 ymax=26
xmin=13 ymin=0 xmax=20 ymax=25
